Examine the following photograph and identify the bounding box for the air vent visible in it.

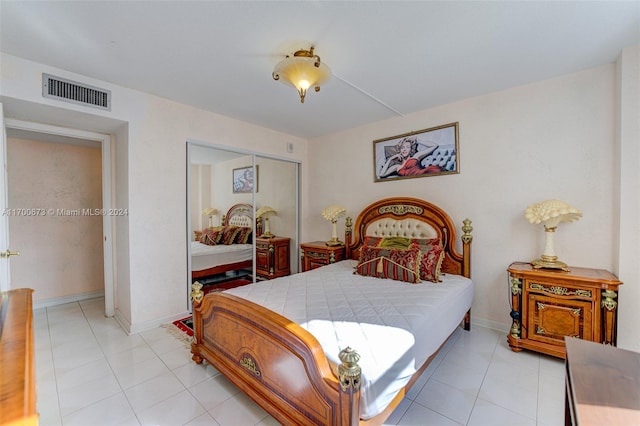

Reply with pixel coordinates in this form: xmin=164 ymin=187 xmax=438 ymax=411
xmin=42 ymin=73 xmax=111 ymax=111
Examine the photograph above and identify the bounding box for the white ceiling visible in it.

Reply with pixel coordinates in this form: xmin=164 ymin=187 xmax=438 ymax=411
xmin=1 ymin=1 xmax=638 ymax=139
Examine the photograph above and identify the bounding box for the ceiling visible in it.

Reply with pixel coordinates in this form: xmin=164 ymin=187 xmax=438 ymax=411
xmin=1 ymin=1 xmax=639 ymax=139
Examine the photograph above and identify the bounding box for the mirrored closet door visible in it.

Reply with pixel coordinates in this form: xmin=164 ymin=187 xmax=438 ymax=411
xmin=187 ymin=142 xmax=299 ymax=300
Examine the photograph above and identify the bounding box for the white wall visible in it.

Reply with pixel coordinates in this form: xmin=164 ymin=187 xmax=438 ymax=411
xmin=305 ymin=63 xmax=627 ymax=334
xmin=616 ymin=45 xmax=640 ymax=351
xmin=0 ymin=53 xmax=306 ymax=333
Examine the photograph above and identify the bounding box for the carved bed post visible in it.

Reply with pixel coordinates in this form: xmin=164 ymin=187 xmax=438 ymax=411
xmin=190 ymin=281 xmax=204 ymax=364
xmin=461 ymin=218 xmax=473 ymax=278
xmin=338 ymin=347 xmax=361 ymax=426
xmin=344 ymin=216 xmax=353 ymax=259
xmin=461 ymin=219 xmax=473 ymax=331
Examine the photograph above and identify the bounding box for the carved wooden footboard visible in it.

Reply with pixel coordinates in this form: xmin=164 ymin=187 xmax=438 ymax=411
xmin=190 ymin=285 xmax=362 ymax=426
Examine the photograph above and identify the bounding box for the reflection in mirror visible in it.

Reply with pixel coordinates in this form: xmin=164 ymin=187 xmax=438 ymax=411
xmin=189 ymin=144 xmax=255 ymax=293
xmin=187 ymin=143 xmax=300 ymax=298
xmin=255 ymin=156 xmax=299 ymax=278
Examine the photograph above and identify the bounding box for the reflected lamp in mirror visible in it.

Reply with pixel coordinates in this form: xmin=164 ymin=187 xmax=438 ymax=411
xmin=322 ymin=205 xmax=347 ymax=246
xmin=525 ymin=199 xmax=582 ymax=271
xmin=256 ymin=206 xmax=277 ymax=238
xmin=202 ymin=207 xmax=218 ymax=228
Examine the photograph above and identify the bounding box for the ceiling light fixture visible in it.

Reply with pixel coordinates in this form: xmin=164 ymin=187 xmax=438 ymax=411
xmin=272 ymin=46 xmax=331 ymax=103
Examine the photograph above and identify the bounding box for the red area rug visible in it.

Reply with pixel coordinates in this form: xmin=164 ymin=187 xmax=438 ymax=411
xmin=170 ymin=278 xmax=252 ymax=337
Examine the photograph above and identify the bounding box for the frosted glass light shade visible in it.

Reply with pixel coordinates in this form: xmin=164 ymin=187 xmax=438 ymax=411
xmin=273 ymin=47 xmax=331 ymax=103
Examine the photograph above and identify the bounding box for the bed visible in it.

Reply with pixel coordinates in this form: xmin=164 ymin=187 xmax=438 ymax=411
xmin=190 ymin=197 xmax=473 ymax=425
xmin=191 ymin=203 xmax=255 ymax=280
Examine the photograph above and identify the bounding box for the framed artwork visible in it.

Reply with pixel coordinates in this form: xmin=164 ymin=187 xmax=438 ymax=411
xmin=373 ymin=122 xmax=459 ymax=182
xmin=232 ymin=165 xmax=258 ymax=193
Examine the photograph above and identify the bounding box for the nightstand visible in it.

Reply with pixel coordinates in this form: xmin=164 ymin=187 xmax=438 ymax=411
xmin=255 ymin=237 xmax=290 ymax=280
xmin=507 ymin=261 xmax=622 ymax=359
xmin=300 ymin=241 xmax=345 ymax=272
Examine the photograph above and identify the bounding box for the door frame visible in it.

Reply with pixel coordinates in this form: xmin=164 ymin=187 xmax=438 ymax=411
xmin=4 ymin=118 xmax=115 ymax=316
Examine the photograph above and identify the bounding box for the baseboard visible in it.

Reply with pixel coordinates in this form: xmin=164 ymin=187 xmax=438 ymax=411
xmin=473 ymin=316 xmax=510 ymax=334
xmin=113 ymin=309 xmax=133 ymax=335
xmin=126 ymin=311 xmax=192 ymax=335
xmin=32 ymin=290 xmax=105 ymax=310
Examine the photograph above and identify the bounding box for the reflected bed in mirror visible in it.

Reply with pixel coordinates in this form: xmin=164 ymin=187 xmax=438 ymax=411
xmin=191 ymin=203 xmax=254 ymax=281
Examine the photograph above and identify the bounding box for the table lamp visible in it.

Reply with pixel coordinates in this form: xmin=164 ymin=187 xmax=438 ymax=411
xmin=256 ymin=206 xmax=277 ymax=238
xmin=322 ymin=205 xmax=347 ymax=246
xmin=202 ymin=207 xmax=218 ymax=227
xmin=525 ymin=199 xmax=582 ymax=271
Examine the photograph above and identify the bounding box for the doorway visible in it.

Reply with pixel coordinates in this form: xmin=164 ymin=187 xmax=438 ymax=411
xmin=4 ymin=119 xmax=115 ymax=315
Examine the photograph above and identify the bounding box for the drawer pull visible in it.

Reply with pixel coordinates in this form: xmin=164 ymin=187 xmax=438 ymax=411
xmin=530 ymin=283 xmax=591 ymax=298
xmin=306 ymin=252 xmax=327 ymax=260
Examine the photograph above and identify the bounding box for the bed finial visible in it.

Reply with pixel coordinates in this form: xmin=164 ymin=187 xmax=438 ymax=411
xmin=338 ymin=346 xmax=361 ymax=393
xmin=345 ymin=216 xmax=352 ymax=232
xmin=344 ymin=217 xmax=353 ymax=256
xmin=191 ymin=281 xmax=204 ymax=305
xmin=461 ymin=218 xmax=473 ymax=244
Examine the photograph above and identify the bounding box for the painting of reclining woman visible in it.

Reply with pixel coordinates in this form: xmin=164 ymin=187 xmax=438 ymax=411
xmin=373 ymin=122 xmax=459 ymax=182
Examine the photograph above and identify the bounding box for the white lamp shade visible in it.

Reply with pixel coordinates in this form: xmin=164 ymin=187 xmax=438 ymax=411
xmin=321 ymin=205 xmax=347 ymax=222
xmin=256 ymin=206 xmax=277 ymax=218
xmin=202 ymin=207 xmax=218 ymax=217
xmin=525 ymin=199 xmax=582 ymax=228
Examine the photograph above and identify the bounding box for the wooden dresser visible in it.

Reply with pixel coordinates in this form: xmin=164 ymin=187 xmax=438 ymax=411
xmin=565 ymin=337 xmax=640 ymax=425
xmin=300 ymin=241 xmax=345 ymax=272
xmin=255 ymin=236 xmax=290 ymax=280
xmin=507 ymin=262 xmax=622 ymax=358
xmin=0 ymin=288 xmax=38 ymax=426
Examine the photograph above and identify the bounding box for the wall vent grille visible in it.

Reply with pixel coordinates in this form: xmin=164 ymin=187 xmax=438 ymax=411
xmin=42 ymin=73 xmax=111 ymax=111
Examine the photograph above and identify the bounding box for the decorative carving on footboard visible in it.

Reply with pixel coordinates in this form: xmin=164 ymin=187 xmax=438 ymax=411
xmin=190 ymin=283 xmax=362 ymax=425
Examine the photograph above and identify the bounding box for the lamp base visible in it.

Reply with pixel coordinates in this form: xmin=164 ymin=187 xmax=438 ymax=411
xmin=325 ymin=238 xmax=344 ymax=247
xmin=260 ymin=232 xmax=275 ymax=239
xmin=531 ymin=256 xmax=570 ymax=272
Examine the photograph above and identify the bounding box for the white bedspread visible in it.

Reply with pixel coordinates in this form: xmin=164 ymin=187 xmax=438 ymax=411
xmin=191 ymin=241 xmax=252 ymax=272
xmin=225 ymin=260 xmax=473 ymax=419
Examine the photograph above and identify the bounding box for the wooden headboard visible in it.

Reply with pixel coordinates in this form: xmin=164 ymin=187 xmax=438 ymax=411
xmin=345 ymin=197 xmax=473 ymax=278
xmin=222 ymin=203 xmax=253 ymax=227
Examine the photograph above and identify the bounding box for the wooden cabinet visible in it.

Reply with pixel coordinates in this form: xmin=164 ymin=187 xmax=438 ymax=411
xmin=507 ymin=262 xmax=622 ymax=358
xmin=300 ymin=241 xmax=345 ymax=272
xmin=0 ymin=288 xmax=38 ymax=426
xmin=256 ymin=237 xmax=290 ymax=280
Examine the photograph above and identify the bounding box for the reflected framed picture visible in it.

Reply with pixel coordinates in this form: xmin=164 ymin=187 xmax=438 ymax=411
xmin=232 ymin=165 xmax=258 ymax=193
xmin=373 ymin=122 xmax=459 ymax=182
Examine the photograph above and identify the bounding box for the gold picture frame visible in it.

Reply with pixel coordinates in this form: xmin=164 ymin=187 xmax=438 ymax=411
xmin=373 ymin=122 xmax=459 ymax=182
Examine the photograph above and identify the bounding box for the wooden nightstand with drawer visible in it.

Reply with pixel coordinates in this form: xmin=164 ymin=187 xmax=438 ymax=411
xmin=507 ymin=261 xmax=622 ymax=359
xmin=255 ymin=237 xmax=290 ymax=280
xmin=300 ymin=241 xmax=345 ymax=272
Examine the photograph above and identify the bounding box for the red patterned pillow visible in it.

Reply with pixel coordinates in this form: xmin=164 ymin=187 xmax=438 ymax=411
xmin=234 ymin=226 xmax=252 ymax=244
xmin=219 ymin=226 xmax=241 ymax=245
xmin=363 ymin=236 xmax=383 ymax=247
xmin=355 ymin=242 xmax=422 ymax=284
xmin=412 ymin=238 xmax=445 ymax=282
xmin=202 ymin=228 xmax=223 ymax=246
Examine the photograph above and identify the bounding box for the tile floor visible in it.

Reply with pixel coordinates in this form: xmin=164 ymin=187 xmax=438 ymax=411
xmin=34 ymin=297 xmax=565 ymax=425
